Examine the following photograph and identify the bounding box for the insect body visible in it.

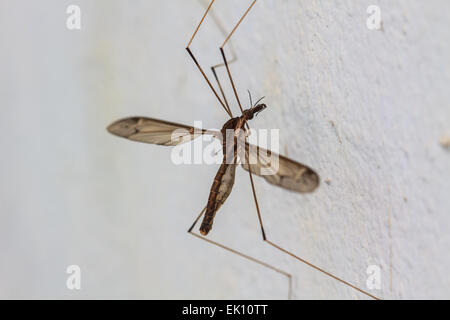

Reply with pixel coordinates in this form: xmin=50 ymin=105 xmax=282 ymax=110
xmin=107 ymin=102 xmax=319 ymax=236
xmin=107 ymin=0 xmax=379 ymax=300
xmin=201 ymin=104 xmax=266 ymax=235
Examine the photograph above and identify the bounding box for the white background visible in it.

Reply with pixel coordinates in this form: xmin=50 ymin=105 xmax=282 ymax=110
xmin=1 ymin=0 xmax=449 ymax=299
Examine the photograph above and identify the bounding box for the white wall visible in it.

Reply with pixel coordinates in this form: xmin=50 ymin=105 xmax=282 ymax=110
xmin=1 ymin=0 xmax=449 ymax=299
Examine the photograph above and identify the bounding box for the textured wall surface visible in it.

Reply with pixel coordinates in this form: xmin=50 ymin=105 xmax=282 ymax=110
xmin=1 ymin=0 xmax=449 ymax=299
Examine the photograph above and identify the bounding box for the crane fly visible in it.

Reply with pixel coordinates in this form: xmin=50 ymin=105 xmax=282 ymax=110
xmin=107 ymin=0 xmax=380 ymax=300
xmin=107 ymin=107 xmax=319 ymax=235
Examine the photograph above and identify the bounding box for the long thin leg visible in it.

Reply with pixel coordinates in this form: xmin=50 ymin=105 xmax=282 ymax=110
xmin=186 ymin=48 xmax=232 ymax=118
xmin=218 ymin=0 xmax=258 ymax=121
xmin=244 ymin=137 xmax=381 ymax=300
xmin=211 ymin=67 xmax=233 ymax=117
xmin=202 ymin=0 xmax=238 ymax=117
xmin=186 ymin=0 xmax=232 ymax=118
xmin=221 ymin=0 xmax=258 ymax=49
xmin=220 ymin=48 xmax=245 ymax=116
xmin=188 ymin=1 xmax=256 ymax=118
xmin=188 ymin=207 xmax=292 ymax=299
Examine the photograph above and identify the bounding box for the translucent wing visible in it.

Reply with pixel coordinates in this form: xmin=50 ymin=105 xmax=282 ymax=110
xmin=241 ymin=142 xmax=319 ymax=193
xmin=107 ymin=117 xmax=221 ymax=146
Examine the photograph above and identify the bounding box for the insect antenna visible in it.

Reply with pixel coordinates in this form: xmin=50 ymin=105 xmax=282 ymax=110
xmin=247 ymin=89 xmax=253 ymax=108
xmin=253 ymin=96 xmax=265 ymax=107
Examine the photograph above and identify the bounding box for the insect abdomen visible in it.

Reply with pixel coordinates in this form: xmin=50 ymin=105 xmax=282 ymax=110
xmin=200 ymin=162 xmax=230 ymax=235
xmin=200 ymin=117 xmax=240 ymax=236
